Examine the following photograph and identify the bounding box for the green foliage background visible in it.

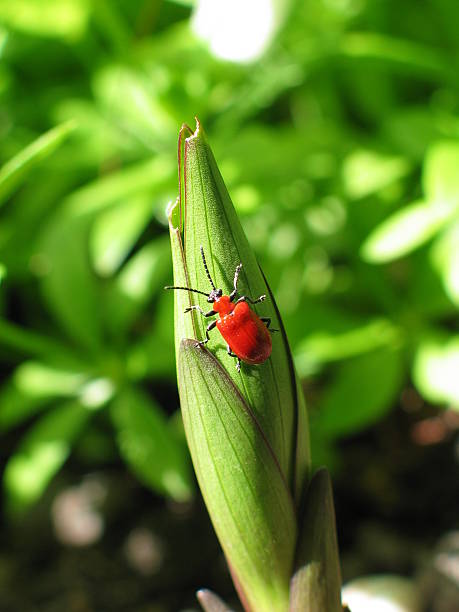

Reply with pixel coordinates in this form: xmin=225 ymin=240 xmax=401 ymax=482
xmin=0 ymin=0 xmax=458 ymax=515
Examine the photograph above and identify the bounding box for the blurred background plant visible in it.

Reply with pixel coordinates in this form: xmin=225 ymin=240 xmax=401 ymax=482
xmin=0 ymin=0 xmax=458 ymax=610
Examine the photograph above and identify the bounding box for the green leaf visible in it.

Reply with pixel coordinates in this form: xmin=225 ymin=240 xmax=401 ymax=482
xmin=107 ymin=236 xmax=172 ymax=334
xmin=423 ymin=141 xmax=459 ymax=208
xmin=0 ymin=379 xmax=50 ymax=433
xmin=126 ymin=292 xmax=176 ymax=381
xmin=90 ymin=195 xmax=153 ymax=276
xmin=0 ymin=0 xmax=90 ymax=40
xmin=413 ymin=336 xmax=459 ymax=408
xmin=115 ymin=236 xmax=171 ymax=302
xmin=4 ymin=400 xmax=90 ymax=514
xmin=340 ymin=33 xmax=452 ymax=80
xmin=342 ymin=149 xmax=410 ymax=200
xmin=39 ymin=215 xmax=102 ymax=351
xmin=290 ymin=469 xmax=342 ymax=612
xmin=295 ymin=318 xmax=400 ymax=375
xmin=63 ymin=156 xmax=174 ymax=217
xmin=179 ymin=339 xmax=296 ymax=612
xmin=430 ymin=220 xmax=459 ymax=307
xmin=361 ymin=141 xmax=459 ymax=264
xmin=13 ymin=361 xmax=87 ymax=398
xmin=360 ymin=199 xmax=450 ymax=263
xmin=111 ymin=386 xmax=193 ymax=501
xmin=0 ymin=121 xmax=76 ymax=207
xmin=315 ymin=347 xmax=405 ymax=437
xmin=0 ymin=318 xmax=74 ymax=360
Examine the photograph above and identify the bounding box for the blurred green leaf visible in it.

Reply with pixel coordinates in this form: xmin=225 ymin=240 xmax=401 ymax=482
xmin=295 ymin=318 xmax=400 ymax=375
xmin=63 ymin=156 xmax=174 ymax=217
xmin=39 ymin=216 xmax=102 ymax=351
xmin=107 ymin=236 xmax=172 ymax=333
xmin=0 ymin=318 xmax=76 ymax=361
xmin=0 ymin=0 xmax=90 ymax=40
xmin=361 ymin=199 xmax=450 ymax=263
xmin=126 ymin=291 xmax=176 ymax=381
xmin=340 ymin=33 xmax=452 ymax=80
xmin=13 ymin=361 xmax=87 ymax=398
xmin=93 ymin=64 xmax=176 ymax=146
xmin=413 ymin=336 xmax=459 ymax=409
xmin=315 ymin=347 xmax=405 ymax=437
xmin=0 ymin=121 xmax=76 ymax=207
xmin=362 ymin=141 xmax=459 ymax=263
xmin=423 ymin=141 xmax=459 ymax=207
xmin=430 ymin=220 xmax=459 ymax=307
xmin=342 ymin=149 xmax=410 ymax=200
xmin=4 ymin=400 xmax=90 ymax=513
xmin=111 ymin=386 xmax=193 ymax=501
xmin=0 ymin=379 xmax=50 ymax=432
xmin=90 ymin=195 xmax=153 ymax=277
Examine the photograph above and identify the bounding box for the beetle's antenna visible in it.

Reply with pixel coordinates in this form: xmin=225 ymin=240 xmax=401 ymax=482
xmin=164 ymin=286 xmax=210 ymax=297
xmin=200 ymin=246 xmax=216 ymax=290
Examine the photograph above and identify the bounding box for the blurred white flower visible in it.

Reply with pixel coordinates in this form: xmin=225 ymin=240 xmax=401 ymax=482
xmin=191 ymin=0 xmax=291 ymax=63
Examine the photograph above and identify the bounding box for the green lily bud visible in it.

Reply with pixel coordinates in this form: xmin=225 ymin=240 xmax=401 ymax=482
xmin=167 ymin=119 xmax=312 ymax=611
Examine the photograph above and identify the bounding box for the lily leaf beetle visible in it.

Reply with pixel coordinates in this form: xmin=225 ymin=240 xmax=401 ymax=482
xmin=165 ymin=246 xmax=277 ymax=371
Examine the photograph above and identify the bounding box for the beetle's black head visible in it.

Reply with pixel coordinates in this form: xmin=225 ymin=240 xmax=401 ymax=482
xmin=208 ymin=288 xmax=222 ymax=303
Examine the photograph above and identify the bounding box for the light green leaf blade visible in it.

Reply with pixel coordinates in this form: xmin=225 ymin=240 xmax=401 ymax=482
xmin=111 ymin=386 xmax=193 ymax=501
xmin=0 ymin=0 xmax=90 ymax=40
xmin=0 ymin=121 xmax=76 ymax=207
xmin=361 ymin=199 xmax=449 ymax=263
xmin=413 ymin=336 xmax=459 ymax=409
xmin=0 ymin=379 xmax=50 ymax=433
xmin=315 ymin=347 xmax=405 ymax=437
xmin=90 ymin=195 xmax=153 ymax=276
xmin=179 ymin=339 xmax=296 ymax=612
xmin=4 ymin=400 xmax=90 ymax=514
xmin=0 ymin=318 xmax=76 ymax=360
xmin=39 ymin=215 xmax=102 ymax=351
xmin=107 ymin=236 xmax=172 ymax=334
xmin=63 ymin=156 xmax=174 ymax=217
xmin=430 ymin=220 xmax=459 ymax=307
xmin=423 ymin=141 xmax=459 ymax=208
xmin=295 ymin=317 xmax=400 ymax=375
xmin=342 ymin=149 xmax=410 ymax=200
xmin=13 ymin=361 xmax=87 ymax=398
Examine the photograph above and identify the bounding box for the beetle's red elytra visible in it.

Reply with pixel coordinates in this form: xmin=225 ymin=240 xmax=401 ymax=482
xmin=165 ymin=246 xmax=277 ymax=371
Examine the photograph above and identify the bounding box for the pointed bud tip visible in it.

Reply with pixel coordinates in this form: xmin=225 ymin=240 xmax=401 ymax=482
xmin=179 ymin=122 xmax=194 ymax=139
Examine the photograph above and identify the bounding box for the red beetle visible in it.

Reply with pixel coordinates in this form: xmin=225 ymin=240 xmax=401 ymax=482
xmin=166 ymin=246 xmax=276 ymax=371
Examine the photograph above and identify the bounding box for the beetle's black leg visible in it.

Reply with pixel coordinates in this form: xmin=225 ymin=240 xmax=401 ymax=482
xmin=260 ymin=317 xmax=279 ymax=332
xmin=184 ymin=305 xmax=216 ymax=317
xmin=196 ymin=319 xmax=217 ymax=347
xmin=227 ymin=344 xmax=241 ymax=372
xmin=236 ymin=294 xmax=266 ymax=305
xmin=230 ymin=263 xmax=243 ymax=301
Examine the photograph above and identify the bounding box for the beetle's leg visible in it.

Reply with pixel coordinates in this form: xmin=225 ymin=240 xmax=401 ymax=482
xmin=227 ymin=344 xmax=241 ymax=372
xmin=230 ymin=263 xmax=243 ymax=301
xmin=184 ymin=305 xmax=216 ymax=317
xmin=260 ymin=317 xmax=279 ymax=332
xmin=196 ymin=319 xmax=217 ymax=347
xmin=236 ymin=294 xmax=266 ymax=305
